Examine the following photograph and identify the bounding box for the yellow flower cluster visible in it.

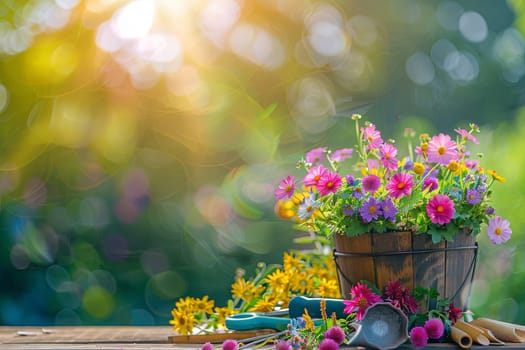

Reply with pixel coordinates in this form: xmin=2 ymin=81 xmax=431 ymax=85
xmin=169 ymin=250 xmax=341 ymax=335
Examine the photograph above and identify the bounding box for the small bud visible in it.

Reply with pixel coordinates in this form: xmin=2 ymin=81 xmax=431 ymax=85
xmin=351 ymin=113 xmax=362 ymax=120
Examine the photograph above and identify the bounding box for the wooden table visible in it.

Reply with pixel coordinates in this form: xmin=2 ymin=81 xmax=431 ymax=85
xmin=2 ymin=326 xmax=525 ymax=349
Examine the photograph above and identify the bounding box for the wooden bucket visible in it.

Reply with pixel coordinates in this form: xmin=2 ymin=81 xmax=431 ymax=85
xmin=333 ymin=230 xmax=478 ymax=311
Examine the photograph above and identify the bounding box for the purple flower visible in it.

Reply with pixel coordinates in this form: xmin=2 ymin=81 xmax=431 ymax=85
xmin=324 ymin=326 xmax=346 ymax=344
xmin=424 ymin=318 xmax=445 ymax=340
xmin=352 ymin=187 xmax=363 ymax=199
xmin=330 ymin=148 xmax=353 ymax=162
xmin=403 ymin=159 xmax=414 ymax=170
xmin=318 ymin=338 xmax=339 ymax=350
xmin=487 ymin=216 xmax=512 ymax=245
xmin=305 ymin=147 xmax=326 ymax=165
xmin=423 ymin=177 xmax=439 ymax=192
xmin=222 ymin=339 xmax=238 ymax=350
xmin=410 ymin=327 xmax=428 ymax=349
xmin=343 ymin=205 xmax=354 ymax=216
xmin=485 ymin=206 xmax=495 ymax=215
xmin=346 ymin=174 xmax=355 ymax=186
xmin=466 ymin=189 xmax=481 ymax=205
xmin=359 ymin=197 xmax=382 ymax=222
xmin=362 ymin=174 xmax=381 ymax=193
xmin=381 ymin=198 xmax=397 ymax=222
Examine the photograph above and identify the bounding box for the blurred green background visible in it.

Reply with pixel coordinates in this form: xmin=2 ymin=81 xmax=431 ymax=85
xmin=1 ymin=0 xmax=525 ymax=326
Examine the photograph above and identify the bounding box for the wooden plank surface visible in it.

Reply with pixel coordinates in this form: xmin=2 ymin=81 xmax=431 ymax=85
xmin=1 ymin=326 xmax=525 ymax=350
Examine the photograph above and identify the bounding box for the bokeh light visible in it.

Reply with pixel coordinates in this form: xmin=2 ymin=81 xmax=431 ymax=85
xmin=1 ymin=0 xmax=525 ymax=327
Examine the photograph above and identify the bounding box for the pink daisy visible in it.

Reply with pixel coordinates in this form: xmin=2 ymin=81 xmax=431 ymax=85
xmin=455 ymin=128 xmax=479 ymax=144
xmin=427 ymin=133 xmax=458 ymax=165
xmin=426 ymin=194 xmax=455 ymax=225
xmin=379 ymin=143 xmax=398 ymax=170
xmin=487 ymin=216 xmax=512 ymax=245
xmin=362 ymin=174 xmax=381 ymax=193
xmin=274 ymin=175 xmax=296 ymax=200
xmin=317 ymin=172 xmax=342 ymax=196
xmin=386 ymin=173 xmax=414 ymax=198
xmin=305 ymin=147 xmax=326 ymax=165
xmin=343 ymin=282 xmax=383 ymax=320
xmin=361 ymin=123 xmax=383 ymax=150
xmin=303 ymin=165 xmax=329 ymax=187
xmin=330 ymin=148 xmax=353 ymax=163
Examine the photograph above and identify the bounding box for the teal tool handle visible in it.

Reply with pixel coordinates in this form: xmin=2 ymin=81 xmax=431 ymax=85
xmin=288 ymin=296 xmax=346 ymax=319
xmin=225 ymin=313 xmax=291 ymax=331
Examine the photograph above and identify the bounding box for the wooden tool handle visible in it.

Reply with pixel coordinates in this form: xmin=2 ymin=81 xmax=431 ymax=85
xmin=450 ymin=326 xmax=473 ymax=349
xmin=455 ymin=320 xmax=490 ymax=345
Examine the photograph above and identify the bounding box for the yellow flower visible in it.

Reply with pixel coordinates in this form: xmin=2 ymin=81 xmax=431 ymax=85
xmin=283 ymin=251 xmax=303 ymax=272
xmin=420 ymin=143 xmax=428 ymax=153
xmin=419 ymin=133 xmax=430 ymax=142
xmin=289 ymin=270 xmax=314 ymax=295
xmin=413 ymin=162 xmax=425 ymax=175
xmin=250 ymin=295 xmax=278 ymax=313
xmin=448 ymin=160 xmax=460 ymax=172
xmin=488 ymin=169 xmax=506 ymax=182
xmin=193 ymin=296 xmax=215 ymax=315
xmin=302 ymin=308 xmax=315 ymax=331
xmin=175 ymin=296 xmax=194 ymax=313
xmin=169 ymin=308 xmax=197 ymax=335
xmin=231 ymin=278 xmax=264 ymax=303
xmin=214 ymin=306 xmax=236 ymax=328
xmin=274 ymin=199 xmax=295 ymax=220
xmin=265 ymin=269 xmax=289 ymax=290
xmin=315 ymin=278 xmax=341 ymax=298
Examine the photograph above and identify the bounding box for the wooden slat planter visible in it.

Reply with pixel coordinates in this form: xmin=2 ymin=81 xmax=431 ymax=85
xmin=333 ymin=230 xmax=478 ymax=310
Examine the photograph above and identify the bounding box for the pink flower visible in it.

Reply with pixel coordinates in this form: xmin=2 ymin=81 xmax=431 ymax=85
xmin=201 ymin=342 xmax=213 ymax=350
xmin=424 ymin=318 xmax=445 ymax=340
xmin=303 ymin=165 xmax=329 ymax=187
xmin=427 ymin=133 xmax=458 ymax=165
xmin=410 ymin=327 xmax=428 ymax=349
xmin=324 ymin=326 xmax=345 ymax=344
xmin=362 ymin=174 xmax=381 ymax=193
xmin=426 ymin=194 xmax=455 ymax=225
xmin=379 ymin=143 xmax=398 ymax=170
xmin=455 ymin=128 xmax=479 ymax=144
xmin=222 ymin=339 xmax=238 ymax=350
xmin=386 ymin=173 xmax=414 ymax=198
xmin=274 ymin=175 xmax=296 ymax=200
xmin=361 ymin=123 xmax=383 ymax=150
xmin=275 ymin=340 xmax=292 ymax=350
xmin=383 ymin=280 xmax=418 ymax=315
xmin=343 ymin=282 xmax=383 ymax=320
xmin=305 ymin=147 xmax=326 ymax=165
xmin=487 ymin=216 xmax=512 ymax=245
xmin=318 ymin=338 xmax=339 ymax=350
xmin=330 ymin=148 xmax=353 ymax=162
xmin=317 ymin=172 xmax=342 ymax=196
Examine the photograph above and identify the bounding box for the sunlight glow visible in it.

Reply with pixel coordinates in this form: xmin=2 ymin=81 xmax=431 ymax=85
xmin=111 ymin=0 xmax=154 ymax=40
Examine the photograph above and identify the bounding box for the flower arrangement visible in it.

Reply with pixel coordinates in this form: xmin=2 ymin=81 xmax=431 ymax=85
xmin=275 ymin=114 xmax=511 ymax=244
xmin=171 ymin=249 xmax=464 ymax=349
